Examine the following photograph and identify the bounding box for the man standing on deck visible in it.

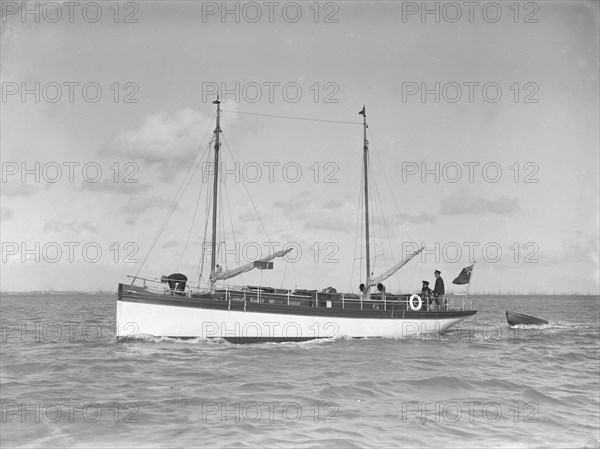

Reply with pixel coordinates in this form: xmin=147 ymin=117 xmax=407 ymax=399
xmin=161 ymin=273 xmax=188 ymax=295
xmin=432 ymin=270 xmax=445 ymax=310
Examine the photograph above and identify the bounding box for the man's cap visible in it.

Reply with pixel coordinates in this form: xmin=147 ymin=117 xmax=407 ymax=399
xmin=434 ymin=270 xmax=441 ymax=274
xmin=422 ymin=280 xmax=430 ymax=285
xmin=161 ymin=275 xmax=168 ymax=282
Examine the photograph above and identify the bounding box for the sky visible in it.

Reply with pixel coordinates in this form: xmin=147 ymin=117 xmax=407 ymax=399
xmin=1 ymin=0 xmax=599 ymax=294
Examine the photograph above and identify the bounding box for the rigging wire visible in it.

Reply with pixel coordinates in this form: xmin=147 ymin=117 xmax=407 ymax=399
xmin=369 ymin=151 xmax=402 ymax=292
xmin=218 ymin=167 xmax=225 ymax=268
xmin=409 ymin=252 xmax=420 ymax=294
xmin=219 ymin=108 xmax=360 ymax=289
xmin=222 ymin=165 xmax=244 ymax=285
xmin=280 ymin=258 xmax=288 ymax=289
xmin=367 ymin=154 xmax=382 ymax=276
xmin=134 ymin=116 xmax=215 ymax=279
xmin=358 ymin=155 xmax=365 ymax=287
xmin=368 ymin=128 xmax=420 ymax=292
xmin=221 ymin=109 xmax=362 ymax=126
xmin=291 ymin=261 xmax=297 ymax=289
xmin=350 ymin=153 xmax=365 ymax=292
xmin=221 ymin=131 xmax=273 ymax=247
xmin=368 ymin=129 xmax=414 ymax=244
xmin=175 ymin=156 xmax=207 ymax=272
xmin=198 ymin=141 xmax=215 ymax=283
xmin=134 ymin=109 xmax=423 ymax=293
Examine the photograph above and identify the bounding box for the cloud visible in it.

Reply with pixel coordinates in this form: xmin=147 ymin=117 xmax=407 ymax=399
xmin=401 ymin=212 xmax=437 ymax=224
xmin=161 ymin=240 xmax=179 ymax=249
xmin=80 ymin=179 xmax=150 ymax=194
xmin=0 ymin=207 xmax=13 ymax=221
xmin=101 ymin=109 xmax=212 ymax=181
xmin=356 ymin=211 xmax=435 ymax=241
xmin=305 ymin=215 xmax=351 ymax=232
xmin=440 ymin=189 xmax=520 ymax=215
xmin=545 ymin=232 xmax=599 ymax=265
xmin=323 ymin=199 xmax=344 ymax=209
xmin=238 ymin=211 xmax=258 ymax=222
xmin=273 ymin=192 xmax=430 ymax=236
xmin=274 ymin=192 xmax=313 ymax=220
xmin=274 ymin=191 xmax=354 ymax=232
xmin=122 ymin=195 xmax=173 ymax=217
xmin=43 ymin=220 xmax=100 ymax=234
xmin=0 ymin=182 xmax=37 ymax=197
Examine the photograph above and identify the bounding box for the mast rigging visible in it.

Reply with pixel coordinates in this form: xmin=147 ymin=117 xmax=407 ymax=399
xmin=360 ymin=106 xmax=370 ymax=298
xmin=210 ymin=96 xmax=221 ymax=289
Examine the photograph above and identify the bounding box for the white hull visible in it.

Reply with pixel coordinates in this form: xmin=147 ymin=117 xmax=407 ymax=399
xmin=116 ymin=299 xmax=473 ymax=341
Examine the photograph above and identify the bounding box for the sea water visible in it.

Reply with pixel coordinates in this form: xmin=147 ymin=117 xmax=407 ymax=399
xmin=1 ymin=293 xmax=598 ymax=448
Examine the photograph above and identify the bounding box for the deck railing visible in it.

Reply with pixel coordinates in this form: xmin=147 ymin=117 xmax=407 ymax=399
xmin=126 ymin=275 xmax=208 ymax=298
xmin=125 ymin=276 xmax=473 ymax=311
xmin=218 ymin=287 xmax=472 ymax=312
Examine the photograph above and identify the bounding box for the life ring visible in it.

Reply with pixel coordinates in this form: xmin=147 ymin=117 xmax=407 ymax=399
xmin=409 ymin=294 xmax=422 ymax=311
xmin=373 ymin=303 xmax=380 ymax=311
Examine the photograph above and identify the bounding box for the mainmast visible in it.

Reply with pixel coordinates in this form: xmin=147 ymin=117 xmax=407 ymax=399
xmin=210 ymin=96 xmax=221 ymax=289
xmin=359 ymin=106 xmax=370 ymax=297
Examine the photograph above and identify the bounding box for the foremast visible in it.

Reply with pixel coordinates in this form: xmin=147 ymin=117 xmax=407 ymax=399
xmin=359 ymin=106 xmax=371 ymax=298
xmin=210 ymin=97 xmax=221 ymax=291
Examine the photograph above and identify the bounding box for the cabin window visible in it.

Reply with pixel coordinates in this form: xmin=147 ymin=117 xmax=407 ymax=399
xmin=326 ymin=300 xmax=332 ymax=308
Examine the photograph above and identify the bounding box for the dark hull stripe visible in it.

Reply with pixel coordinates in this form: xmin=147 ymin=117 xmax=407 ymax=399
xmin=118 ymin=285 xmax=477 ymax=320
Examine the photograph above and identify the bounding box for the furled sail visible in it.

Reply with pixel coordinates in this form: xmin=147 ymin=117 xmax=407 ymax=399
xmin=367 ymin=246 xmax=424 ymax=287
xmin=211 ymin=248 xmax=293 ymax=281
